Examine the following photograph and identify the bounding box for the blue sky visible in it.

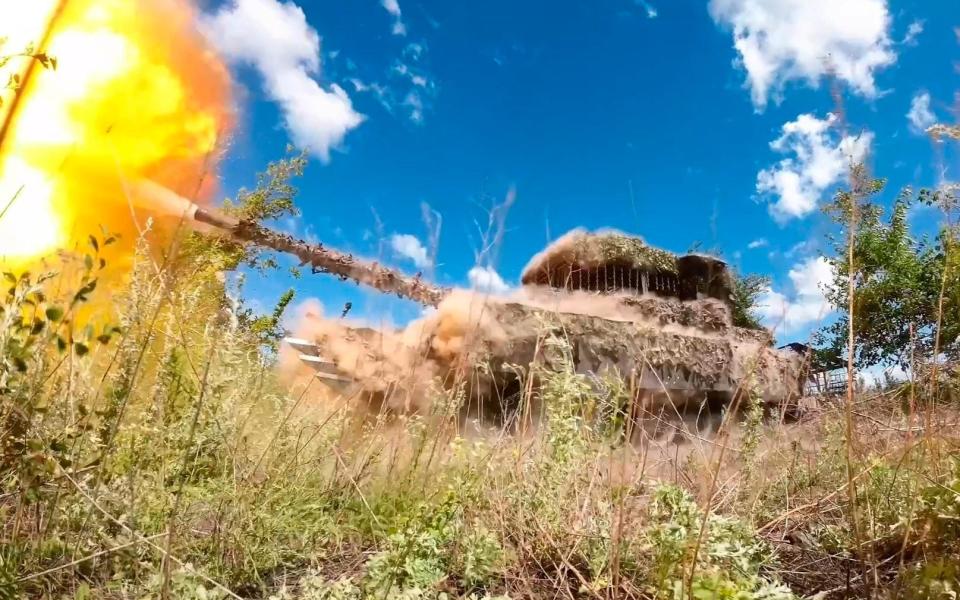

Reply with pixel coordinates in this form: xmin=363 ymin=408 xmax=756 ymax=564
xmin=202 ymin=0 xmax=959 ymax=344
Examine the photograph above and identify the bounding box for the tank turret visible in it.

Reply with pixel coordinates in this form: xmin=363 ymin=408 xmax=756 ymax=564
xmin=519 ymin=228 xmax=735 ymax=302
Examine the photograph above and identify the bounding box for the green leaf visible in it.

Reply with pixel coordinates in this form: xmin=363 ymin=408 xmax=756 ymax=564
xmin=73 ymin=343 xmax=89 ymax=357
xmin=96 ymin=334 xmax=111 ymax=345
xmin=45 ymin=306 xmax=64 ymax=322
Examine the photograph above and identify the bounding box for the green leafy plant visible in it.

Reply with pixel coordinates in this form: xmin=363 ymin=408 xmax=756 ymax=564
xmin=364 ymin=480 xmax=503 ymax=596
xmin=821 ymin=185 xmax=960 ymax=370
xmin=731 ymin=273 xmax=771 ymax=330
xmin=644 ymin=485 xmax=795 ymax=600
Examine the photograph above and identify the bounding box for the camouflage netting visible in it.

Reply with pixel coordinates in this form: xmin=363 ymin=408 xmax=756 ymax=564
xmin=520 ymin=228 xmax=678 ymax=284
xmin=520 ymin=229 xmax=737 ymax=309
xmin=619 ymin=296 xmax=732 ymax=333
xmin=302 ymin=292 xmax=802 ymax=414
xmin=451 ymin=301 xmax=802 ymax=406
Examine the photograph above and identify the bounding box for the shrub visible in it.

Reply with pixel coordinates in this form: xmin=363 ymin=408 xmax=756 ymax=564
xmin=644 ymin=485 xmax=795 ymax=600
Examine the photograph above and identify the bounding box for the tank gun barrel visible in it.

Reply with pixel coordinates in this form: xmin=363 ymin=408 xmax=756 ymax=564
xmin=133 ymin=180 xmax=447 ymax=305
xmin=191 ymin=207 xmax=447 ymax=306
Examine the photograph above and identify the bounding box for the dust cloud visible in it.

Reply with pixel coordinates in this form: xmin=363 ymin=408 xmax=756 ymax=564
xmin=279 ymin=290 xmax=515 ymax=413
xmin=279 ymin=286 xmax=723 ymax=406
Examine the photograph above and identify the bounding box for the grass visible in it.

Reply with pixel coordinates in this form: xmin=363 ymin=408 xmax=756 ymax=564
xmin=0 ymin=226 xmax=958 ymax=600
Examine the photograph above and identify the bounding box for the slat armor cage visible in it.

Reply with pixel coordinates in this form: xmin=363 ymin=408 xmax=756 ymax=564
xmin=520 ymin=229 xmax=734 ymax=304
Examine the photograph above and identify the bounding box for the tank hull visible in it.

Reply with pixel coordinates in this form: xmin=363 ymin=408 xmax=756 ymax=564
xmin=475 ymin=301 xmax=803 ymax=404
xmin=285 ymin=292 xmax=805 ymax=421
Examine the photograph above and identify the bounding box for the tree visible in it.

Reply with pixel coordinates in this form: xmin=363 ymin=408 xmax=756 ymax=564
xmin=684 ymin=239 xmax=770 ymax=331
xmin=819 ymin=181 xmax=959 ymax=370
xmin=174 ymin=150 xmax=307 ymax=350
xmin=731 ymin=272 xmax=770 ymax=330
xmin=180 ymin=148 xmax=308 ymax=274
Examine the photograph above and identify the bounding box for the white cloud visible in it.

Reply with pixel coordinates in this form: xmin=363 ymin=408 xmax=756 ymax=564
xmin=202 ymin=0 xmax=364 ymax=162
xmin=757 ymin=113 xmax=873 ymax=223
xmin=393 ymin=62 xmax=429 ymax=86
xmin=350 ymin=75 xmax=431 ymax=124
xmin=404 ymin=42 xmax=425 ymax=60
xmin=381 ymin=0 xmax=401 ymax=18
xmin=351 ymin=50 xmax=435 ymax=125
xmin=392 ymin=60 xmax=435 ymax=122
xmin=381 ymin=0 xmax=407 ymax=36
xmin=708 ymin=0 xmax=896 ymax=110
xmin=390 ymin=233 xmax=431 ymax=268
xmin=747 ymin=238 xmax=768 ymax=250
xmin=757 ymin=256 xmax=835 ymax=333
xmin=785 ymin=239 xmax=816 ymax=259
xmin=468 ymin=266 xmax=511 ymax=295
xmin=902 ymin=20 xmax=923 ymax=45
xmin=348 ymin=78 xmax=369 ymax=93
xmin=907 ymin=91 xmax=937 ymax=134
xmin=403 ymin=91 xmax=424 ymax=124
xmin=637 ymin=0 xmax=658 ymax=18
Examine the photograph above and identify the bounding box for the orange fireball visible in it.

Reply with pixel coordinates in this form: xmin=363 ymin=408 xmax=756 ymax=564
xmin=0 ymin=0 xmax=233 ymax=269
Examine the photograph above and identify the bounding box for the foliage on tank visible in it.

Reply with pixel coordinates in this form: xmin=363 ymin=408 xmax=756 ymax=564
xmin=522 ymin=229 xmax=681 ymax=285
xmin=573 ymin=231 xmax=679 ymax=273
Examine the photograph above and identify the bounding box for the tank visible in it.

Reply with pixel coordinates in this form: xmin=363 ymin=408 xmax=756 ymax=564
xmin=282 ymin=228 xmax=806 ymax=432
xmin=141 ymin=187 xmax=806 ymax=433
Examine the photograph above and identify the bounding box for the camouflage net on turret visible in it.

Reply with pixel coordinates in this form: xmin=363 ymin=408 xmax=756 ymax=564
xmin=522 ymin=228 xmax=680 ymax=285
xmin=519 ymin=228 xmax=735 ymax=309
